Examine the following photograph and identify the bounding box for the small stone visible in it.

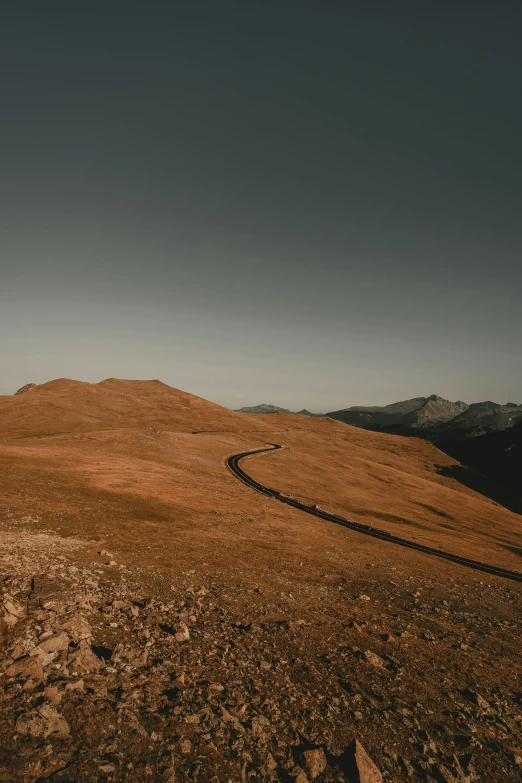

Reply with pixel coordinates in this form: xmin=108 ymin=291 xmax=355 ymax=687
xmin=180 ymin=739 xmax=192 ymax=754
xmin=341 ymin=739 xmax=383 ymax=783
xmin=3 ymin=598 xmax=26 ymax=618
xmin=44 ymin=685 xmax=62 ymax=706
xmin=65 ymin=679 xmax=85 ymax=693
xmin=302 ymin=748 xmax=327 ymax=779
xmin=6 ymin=655 xmax=44 ymax=680
xmin=175 ymin=624 xmax=190 ymax=642
xmin=363 ymin=650 xmax=385 ymax=668
xmin=67 ymin=640 xmax=101 ymax=673
xmin=463 ymin=688 xmax=489 ymax=709
xmin=265 ymin=752 xmax=277 ymax=771
xmin=32 ymin=632 xmax=70 ymax=655
xmin=172 ymin=673 xmax=186 ymax=687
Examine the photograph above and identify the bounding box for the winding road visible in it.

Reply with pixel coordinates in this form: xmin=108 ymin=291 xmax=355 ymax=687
xmin=227 ymin=443 xmax=522 ymax=584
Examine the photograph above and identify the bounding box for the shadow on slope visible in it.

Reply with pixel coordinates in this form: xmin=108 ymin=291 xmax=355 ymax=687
xmin=435 ymin=463 xmax=522 ymax=516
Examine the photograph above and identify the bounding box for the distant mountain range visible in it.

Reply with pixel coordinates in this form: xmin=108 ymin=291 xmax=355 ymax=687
xmin=236 ymin=404 xmax=292 ymax=414
xmin=326 ymin=395 xmax=522 ymax=440
xmin=236 ymin=404 xmax=321 ymax=416
xmin=237 ymin=394 xmax=522 ymax=437
xmin=327 ymin=394 xmax=467 ymax=432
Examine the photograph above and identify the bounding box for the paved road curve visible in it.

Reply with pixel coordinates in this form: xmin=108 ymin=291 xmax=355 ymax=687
xmin=228 ymin=444 xmax=522 ymax=584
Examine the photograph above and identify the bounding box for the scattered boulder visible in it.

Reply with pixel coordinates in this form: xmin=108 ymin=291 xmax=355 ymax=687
xmin=175 ymin=623 xmax=190 ymax=642
xmin=3 ymin=598 xmax=26 ymax=619
xmin=68 ymin=640 xmax=102 ymax=673
xmin=58 ymin=613 xmax=92 ymax=642
xmin=463 ymin=688 xmax=490 ymax=709
xmin=44 ymin=685 xmax=63 ymax=705
xmin=32 ymin=631 xmax=70 ymax=655
xmin=3 ymin=597 xmax=26 ymax=627
xmin=302 ymin=748 xmax=327 ymax=779
xmin=65 ymin=678 xmax=85 ymax=693
xmin=5 ymin=654 xmax=45 ymax=680
xmin=0 ymin=508 xmax=519 ymax=783
xmin=340 ymin=740 xmax=383 ymax=783
xmin=16 ymin=704 xmax=70 ymax=739
xmin=362 ymin=650 xmax=385 ymax=668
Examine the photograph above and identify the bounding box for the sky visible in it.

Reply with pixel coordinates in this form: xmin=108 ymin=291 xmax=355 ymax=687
xmin=1 ymin=2 xmax=521 ymax=411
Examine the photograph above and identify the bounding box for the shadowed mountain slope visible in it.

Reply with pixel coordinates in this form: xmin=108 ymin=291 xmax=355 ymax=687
xmin=438 ymin=420 xmax=522 ymax=513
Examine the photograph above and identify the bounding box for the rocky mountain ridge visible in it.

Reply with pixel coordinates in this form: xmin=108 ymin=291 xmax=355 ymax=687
xmin=236 ymin=404 xmax=293 ymax=414
xmin=237 ymin=395 xmax=522 ymax=439
xmin=326 ymin=394 xmax=521 ymax=436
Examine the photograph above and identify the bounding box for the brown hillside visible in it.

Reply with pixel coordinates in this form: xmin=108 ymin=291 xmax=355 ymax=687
xmin=0 ymin=378 xmax=272 ymax=437
xmin=0 ymin=380 xmax=520 ymax=782
xmin=246 ymin=414 xmax=522 ymax=570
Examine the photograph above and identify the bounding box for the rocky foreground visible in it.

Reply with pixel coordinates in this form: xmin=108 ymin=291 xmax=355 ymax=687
xmin=1 ymin=521 xmax=521 ymax=783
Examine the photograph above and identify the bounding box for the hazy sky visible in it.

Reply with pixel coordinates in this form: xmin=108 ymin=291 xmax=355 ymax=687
xmin=1 ymin=3 xmax=521 ymax=410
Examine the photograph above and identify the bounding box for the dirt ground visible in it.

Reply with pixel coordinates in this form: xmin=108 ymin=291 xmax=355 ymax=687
xmin=0 ymin=380 xmax=521 ymax=782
